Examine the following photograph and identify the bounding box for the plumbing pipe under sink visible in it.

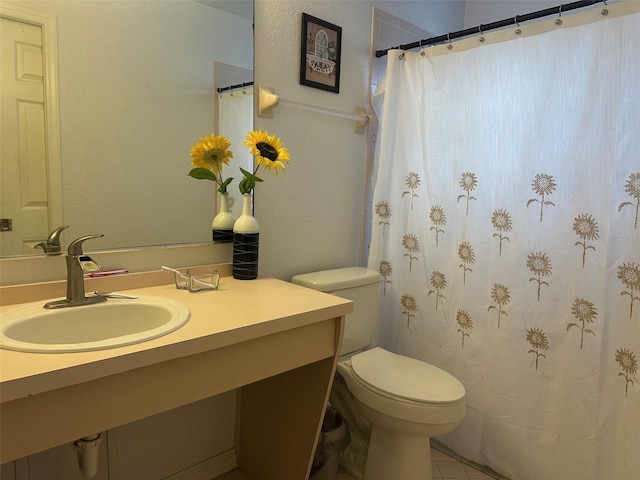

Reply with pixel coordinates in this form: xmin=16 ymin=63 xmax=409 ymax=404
xmin=73 ymin=433 xmax=103 ymax=478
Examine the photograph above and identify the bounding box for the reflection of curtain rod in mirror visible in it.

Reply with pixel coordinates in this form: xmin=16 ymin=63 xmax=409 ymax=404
xmin=217 ymin=81 xmax=254 ymax=93
xmin=257 ymin=85 xmax=371 ymax=134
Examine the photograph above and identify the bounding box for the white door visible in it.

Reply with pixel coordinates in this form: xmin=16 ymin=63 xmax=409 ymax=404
xmin=0 ymin=16 xmax=50 ymax=256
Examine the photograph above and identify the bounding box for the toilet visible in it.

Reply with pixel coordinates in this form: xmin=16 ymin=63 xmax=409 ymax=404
xmin=292 ymin=267 xmax=465 ymax=480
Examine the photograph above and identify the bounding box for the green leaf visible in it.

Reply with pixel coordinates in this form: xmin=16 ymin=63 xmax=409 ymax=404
xmin=188 ymin=167 xmax=216 ymax=181
xmin=238 ymin=167 xmax=263 ymax=194
xmin=218 ymin=177 xmax=234 ymax=194
xmin=239 ymin=177 xmax=254 ymax=195
xmin=239 ymin=167 xmax=263 ymax=182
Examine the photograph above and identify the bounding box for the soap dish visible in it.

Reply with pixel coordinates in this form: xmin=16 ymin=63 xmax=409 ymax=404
xmin=173 ymin=268 xmax=220 ymax=292
xmin=188 ymin=269 xmax=220 ymax=292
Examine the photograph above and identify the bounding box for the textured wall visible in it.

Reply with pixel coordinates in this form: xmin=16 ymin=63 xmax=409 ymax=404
xmin=254 ymin=0 xmax=373 ymax=280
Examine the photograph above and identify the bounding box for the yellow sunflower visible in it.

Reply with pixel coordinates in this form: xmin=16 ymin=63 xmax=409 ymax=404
xmin=243 ymin=129 xmax=290 ymax=174
xmin=238 ymin=130 xmax=290 ymax=194
xmin=188 ymin=134 xmax=234 ymax=193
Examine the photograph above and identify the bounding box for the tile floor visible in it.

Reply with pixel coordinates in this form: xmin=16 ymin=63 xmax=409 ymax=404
xmin=430 ymin=447 xmax=497 ymax=480
xmin=214 ymin=445 xmax=504 ymax=480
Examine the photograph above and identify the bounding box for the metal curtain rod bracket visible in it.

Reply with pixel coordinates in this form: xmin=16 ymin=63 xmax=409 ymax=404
xmin=257 ymin=85 xmax=371 ymax=134
xmin=375 ymin=0 xmax=604 ymax=57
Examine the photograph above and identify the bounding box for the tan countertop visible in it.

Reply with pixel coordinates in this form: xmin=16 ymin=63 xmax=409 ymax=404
xmin=0 ymin=275 xmax=352 ymax=403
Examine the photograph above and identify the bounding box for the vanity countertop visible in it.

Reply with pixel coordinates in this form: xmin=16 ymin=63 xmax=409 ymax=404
xmin=0 ymin=276 xmax=352 ymax=403
xmin=1 ymin=274 xmax=351 ymax=474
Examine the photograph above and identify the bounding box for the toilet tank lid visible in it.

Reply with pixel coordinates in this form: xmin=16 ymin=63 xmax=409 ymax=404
xmin=291 ymin=267 xmax=381 ymax=291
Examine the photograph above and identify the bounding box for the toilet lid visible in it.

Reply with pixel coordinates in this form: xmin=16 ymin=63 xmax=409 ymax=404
xmin=351 ymin=348 xmax=465 ymax=404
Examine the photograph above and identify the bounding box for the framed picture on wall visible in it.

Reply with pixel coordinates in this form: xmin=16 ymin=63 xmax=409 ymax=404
xmin=300 ymin=13 xmax=342 ymax=93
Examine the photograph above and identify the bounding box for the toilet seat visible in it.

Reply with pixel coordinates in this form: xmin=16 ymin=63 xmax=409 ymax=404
xmin=337 ymin=348 xmax=466 ymax=426
xmin=351 ymin=348 xmax=465 ymax=405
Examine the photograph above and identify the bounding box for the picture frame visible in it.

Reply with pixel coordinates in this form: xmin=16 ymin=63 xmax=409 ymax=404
xmin=300 ymin=13 xmax=342 ymax=93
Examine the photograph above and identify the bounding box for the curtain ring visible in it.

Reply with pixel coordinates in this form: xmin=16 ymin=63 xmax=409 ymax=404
xmin=556 ymin=4 xmax=563 ymax=25
xmin=514 ymin=15 xmax=522 ymax=35
xmin=478 ymin=24 xmax=486 ymax=43
xmin=447 ymin=32 xmax=453 ymax=50
xmin=399 ymin=52 xmax=405 ymax=60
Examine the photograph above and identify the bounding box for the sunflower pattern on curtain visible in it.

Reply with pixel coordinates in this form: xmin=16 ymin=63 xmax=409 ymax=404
xmin=368 ymin=4 xmax=639 ymax=480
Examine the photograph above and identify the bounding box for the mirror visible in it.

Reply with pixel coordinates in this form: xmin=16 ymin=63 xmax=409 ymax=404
xmin=0 ymin=0 xmax=253 ymax=257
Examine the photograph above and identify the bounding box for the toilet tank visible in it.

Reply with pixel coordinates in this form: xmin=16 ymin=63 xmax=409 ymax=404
xmin=291 ymin=267 xmax=381 ymax=355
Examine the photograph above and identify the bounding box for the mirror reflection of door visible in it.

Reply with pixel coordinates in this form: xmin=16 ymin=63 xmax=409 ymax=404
xmin=0 ymin=11 xmax=61 ymax=256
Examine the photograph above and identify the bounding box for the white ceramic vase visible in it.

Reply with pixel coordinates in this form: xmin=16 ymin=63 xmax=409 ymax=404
xmin=232 ymin=193 xmax=259 ymax=280
xmin=212 ymin=192 xmax=235 ymax=243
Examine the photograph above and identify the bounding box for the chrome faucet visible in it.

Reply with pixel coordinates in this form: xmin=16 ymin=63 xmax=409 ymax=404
xmin=44 ymin=234 xmax=107 ymax=309
xmin=34 ymin=225 xmax=69 ymax=254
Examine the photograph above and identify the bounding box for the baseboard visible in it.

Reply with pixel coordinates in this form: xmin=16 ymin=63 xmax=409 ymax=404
xmin=162 ymin=448 xmax=237 ymax=480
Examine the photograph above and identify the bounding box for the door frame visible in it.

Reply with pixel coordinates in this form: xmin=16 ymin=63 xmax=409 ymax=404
xmin=1 ymin=2 xmax=63 ymax=236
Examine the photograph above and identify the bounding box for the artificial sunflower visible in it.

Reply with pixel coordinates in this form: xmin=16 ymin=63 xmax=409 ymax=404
xmin=239 ymin=130 xmax=290 ymax=194
xmin=188 ymin=134 xmax=234 ymax=193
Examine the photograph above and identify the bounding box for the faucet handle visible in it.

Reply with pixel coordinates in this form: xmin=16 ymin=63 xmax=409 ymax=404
xmin=34 ymin=225 xmax=70 ymax=253
xmin=68 ymin=234 xmax=104 ymax=255
xmin=47 ymin=224 xmax=69 ymax=246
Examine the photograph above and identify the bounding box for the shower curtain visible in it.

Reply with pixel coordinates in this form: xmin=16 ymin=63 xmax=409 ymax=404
xmin=218 ymin=87 xmax=253 ymax=218
xmin=368 ymin=3 xmax=639 ymax=479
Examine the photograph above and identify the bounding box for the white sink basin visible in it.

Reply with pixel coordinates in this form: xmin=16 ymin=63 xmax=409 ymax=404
xmin=0 ymin=295 xmax=190 ymax=353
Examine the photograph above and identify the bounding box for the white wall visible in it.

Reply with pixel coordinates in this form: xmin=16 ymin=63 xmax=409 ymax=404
xmin=464 ymin=0 xmax=560 ymax=28
xmin=252 ymin=0 xmax=469 ymax=282
xmin=375 ymin=0 xmax=466 ymax=34
xmin=253 ymin=0 xmax=373 ymax=281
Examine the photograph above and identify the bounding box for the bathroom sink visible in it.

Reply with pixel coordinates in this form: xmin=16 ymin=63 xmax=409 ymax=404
xmin=0 ymin=295 xmax=190 ymax=353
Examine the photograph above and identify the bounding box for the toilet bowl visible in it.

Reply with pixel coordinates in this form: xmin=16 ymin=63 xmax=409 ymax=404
xmin=332 ymin=348 xmax=465 ymax=480
xmin=291 ymin=268 xmax=466 ymax=480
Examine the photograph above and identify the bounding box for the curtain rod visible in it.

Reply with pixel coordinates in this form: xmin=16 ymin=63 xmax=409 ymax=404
xmin=217 ymin=81 xmax=254 ymax=93
xmin=375 ymin=0 xmax=606 ymax=57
